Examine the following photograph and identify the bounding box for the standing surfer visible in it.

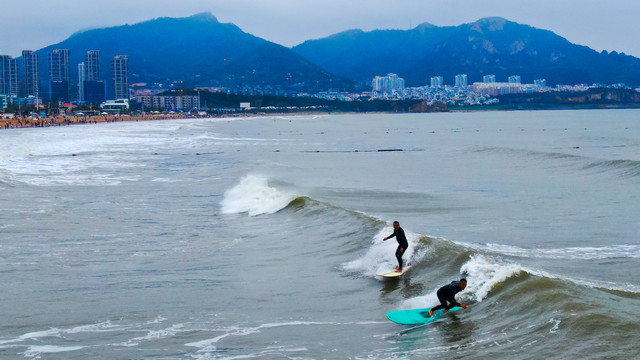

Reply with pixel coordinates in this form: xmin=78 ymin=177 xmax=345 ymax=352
xmin=383 ymin=221 xmax=409 ymax=272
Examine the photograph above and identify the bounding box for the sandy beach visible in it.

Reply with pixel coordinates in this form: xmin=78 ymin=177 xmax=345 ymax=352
xmin=1 ymin=113 xmax=203 ymax=130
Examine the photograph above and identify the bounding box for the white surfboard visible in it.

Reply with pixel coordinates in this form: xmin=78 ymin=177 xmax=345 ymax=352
xmin=376 ymin=269 xmax=404 ymax=278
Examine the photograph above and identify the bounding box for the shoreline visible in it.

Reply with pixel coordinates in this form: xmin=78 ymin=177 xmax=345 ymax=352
xmin=4 ymin=105 xmax=640 ymax=130
xmin=1 ymin=112 xmax=317 ymax=130
xmin=1 ymin=113 xmax=199 ymax=130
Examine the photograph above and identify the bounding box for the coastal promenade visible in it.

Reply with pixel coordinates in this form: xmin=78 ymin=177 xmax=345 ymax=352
xmin=1 ymin=113 xmax=197 ymax=129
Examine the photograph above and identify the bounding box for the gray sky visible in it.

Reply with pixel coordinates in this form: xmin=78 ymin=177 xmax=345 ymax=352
xmin=2 ymin=0 xmax=638 ymax=58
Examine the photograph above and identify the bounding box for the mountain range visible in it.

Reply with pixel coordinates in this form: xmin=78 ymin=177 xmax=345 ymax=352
xmin=293 ymin=17 xmax=640 ymax=87
xmin=34 ymin=13 xmax=354 ymax=95
xmin=29 ymin=13 xmax=640 ymax=94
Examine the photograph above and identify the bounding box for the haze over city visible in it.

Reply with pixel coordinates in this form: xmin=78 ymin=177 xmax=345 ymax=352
xmin=1 ymin=0 xmax=639 ymax=58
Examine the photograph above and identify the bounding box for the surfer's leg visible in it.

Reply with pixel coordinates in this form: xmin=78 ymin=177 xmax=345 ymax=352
xmin=429 ymin=291 xmax=448 ymax=316
xmin=395 ymin=247 xmax=404 ymax=270
xmin=444 ymin=296 xmax=457 ymax=310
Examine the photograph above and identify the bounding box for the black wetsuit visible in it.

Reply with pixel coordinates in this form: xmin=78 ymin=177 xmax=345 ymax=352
xmin=386 ymin=227 xmax=409 ymax=270
xmin=431 ymin=281 xmax=464 ymax=311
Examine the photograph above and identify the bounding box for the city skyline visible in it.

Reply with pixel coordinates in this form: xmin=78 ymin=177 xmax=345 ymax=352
xmin=0 ymin=0 xmax=639 ymax=59
xmin=0 ymin=49 xmax=126 ymax=104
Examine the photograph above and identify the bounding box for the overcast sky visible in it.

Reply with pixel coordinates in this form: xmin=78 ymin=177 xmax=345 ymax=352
xmin=2 ymin=0 xmax=638 ymax=58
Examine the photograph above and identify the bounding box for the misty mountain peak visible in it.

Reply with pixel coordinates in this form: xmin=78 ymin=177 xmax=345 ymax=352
xmin=186 ymin=12 xmax=219 ymax=23
xmin=414 ymin=22 xmax=436 ymax=30
xmin=471 ymin=17 xmax=508 ymax=32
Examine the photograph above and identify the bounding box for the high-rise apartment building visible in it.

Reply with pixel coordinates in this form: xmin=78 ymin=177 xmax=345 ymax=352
xmin=430 ymin=76 xmax=444 ymax=88
xmin=80 ymin=50 xmax=106 ymax=104
xmin=112 ymin=55 xmax=129 ymax=99
xmin=22 ymin=50 xmax=39 ymax=98
xmin=0 ymin=55 xmax=19 ymax=97
xmin=48 ymin=49 xmax=70 ymax=101
xmin=372 ymin=73 xmax=404 ymax=93
xmin=483 ymin=75 xmax=496 ymax=83
xmin=48 ymin=49 xmax=70 ymax=81
xmin=78 ymin=62 xmax=86 ymax=103
xmin=508 ymin=75 xmax=521 ymax=84
xmin=85 ymin=50 xmax=100 ymax=81
xmin=455 ymin=74 xmax=468 ymax=88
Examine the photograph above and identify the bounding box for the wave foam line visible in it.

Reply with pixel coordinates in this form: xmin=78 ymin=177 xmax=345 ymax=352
xmin=220 ymin=175 xmax=298 ymax=216
xmin=185 ymin=321 xmax=336 ymax=357
xmin=120 ymin=323 xmax=186 ymax=347
xmin=23 ymin=345 xmax=85 ymax=358
xmin=402 ymin=253 xmax=640 ymax=311
xmin=460 ymin=254 xmax=525 ymax=301
xmin=0 ymin=320 xmax=125 ymax=346
xmin=465 ymin=242 xmax=640 ymax=260
xmin=401 ymin=254 xmax=525 ymax=309
xmin=459 ymin=254 xmax=640 ymax=300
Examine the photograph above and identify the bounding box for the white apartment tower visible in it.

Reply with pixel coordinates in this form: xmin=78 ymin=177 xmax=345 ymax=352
xmin=483 ymin=75 xmax=496 ymax=83
xmin=372 ymin=73 xmax=405 ymax=93
xmin=430 ymin=76 xmax=444 ymax=88
xmin=508 ymin=75 xmax=521 ymax=84
xmin=22 ymin=50 xmax=39 ymax=98
xmin=455 ymin=74 xmax=468 ymax=88
xmin=78 ymin=62 xmax=86 ymax=103
xmin=86 ymin=50 xmax=100 ymax=81
xmin=0 ymin=55 xmax=19 ymax=97
xmin=112 ymin=55 xmax=129 ymax=100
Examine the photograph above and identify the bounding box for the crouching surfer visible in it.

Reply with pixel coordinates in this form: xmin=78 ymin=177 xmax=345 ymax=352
xmin=429 ymin=278 xmax=468 ymax=317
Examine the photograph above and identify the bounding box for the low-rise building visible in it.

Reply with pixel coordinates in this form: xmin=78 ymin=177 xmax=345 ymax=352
xmin=134 ymin=94 xmax=200 ymax=111
xmin=473 ymin=82 xmax=524 ymax=96
xmin=101 ymin=99 xmax=130 ymax=113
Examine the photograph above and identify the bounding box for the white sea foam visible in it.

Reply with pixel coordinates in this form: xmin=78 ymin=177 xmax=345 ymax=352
xmin=65 ymin=320 xmax=122 ymax=334
xmin=0 ymin=329 xmax=60 ymax=346
xmin=122 ymin=323 xmax=186 ymax=347
xmin=220 ymin=175 xmax=297 ymax=216
xmin=0 ymin=321 xmax=126 ymax=346
xmin=460 ymin=254 xmax=525 ymax=301
xmin=530 ymin=268 xmax=640 ymax=294
xmin=401 ymin=254 xmax=525 ymax=309
xmin=188 ymin=345 xmax=308 ymax=360
xmin=185 ymin=321 xmax=333 ymax=359
xmin=464 ymin=242 xmax=640 ymax=260
xmin=23 ymin=345 xmax=85 ymax=358
xmin=548 ymin=318 xmax=561 ymax=334
xmin=342 ymin=226 xmax=421 ymax=277
xmin=459 ymin=241 xmax=640 ymax=293
xmin=401 ymin=251 xmax=640 ymax=311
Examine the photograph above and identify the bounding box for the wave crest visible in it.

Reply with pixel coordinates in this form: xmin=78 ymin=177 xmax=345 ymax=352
xmin=342 ymin=227 xmax=423 ymax=276
xmin=465 ymin=242 xmax=640 ymax=260
xmin=220 ymin=175 xmax=298 ymax=216
xmin=460 ymin=254 xmax=526 ymax=301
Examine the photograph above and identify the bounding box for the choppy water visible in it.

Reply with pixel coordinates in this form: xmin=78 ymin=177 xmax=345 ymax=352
xmin=1 ymin=110 xmax=639 ymax=359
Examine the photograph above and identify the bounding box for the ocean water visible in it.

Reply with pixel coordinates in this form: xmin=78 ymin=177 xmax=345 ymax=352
xmin=1 ymin=110 xmax=639 ymax=359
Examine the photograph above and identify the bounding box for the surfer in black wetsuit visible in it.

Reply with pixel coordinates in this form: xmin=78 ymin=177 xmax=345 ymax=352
xmin=383 ymin=221 xmax=409 ymax=272
xmin=428 ymin=279 xmax=468 ymax=317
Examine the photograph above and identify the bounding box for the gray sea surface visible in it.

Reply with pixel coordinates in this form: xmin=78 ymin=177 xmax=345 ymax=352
xmin=1 ymin=110 xmax=639 ymax=359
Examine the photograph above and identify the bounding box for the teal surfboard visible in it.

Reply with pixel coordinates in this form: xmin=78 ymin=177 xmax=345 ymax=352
xmin=386 ymin=306 xmax=463 ymax=325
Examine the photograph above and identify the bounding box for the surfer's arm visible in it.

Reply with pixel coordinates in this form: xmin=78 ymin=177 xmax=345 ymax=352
xmin=448 ymin=295 xmax=462 ymax=307
xmin=384 ymin=230 xmax=397 ymax=241
xmin=450 ymin=296 xmax=467 ymax=308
